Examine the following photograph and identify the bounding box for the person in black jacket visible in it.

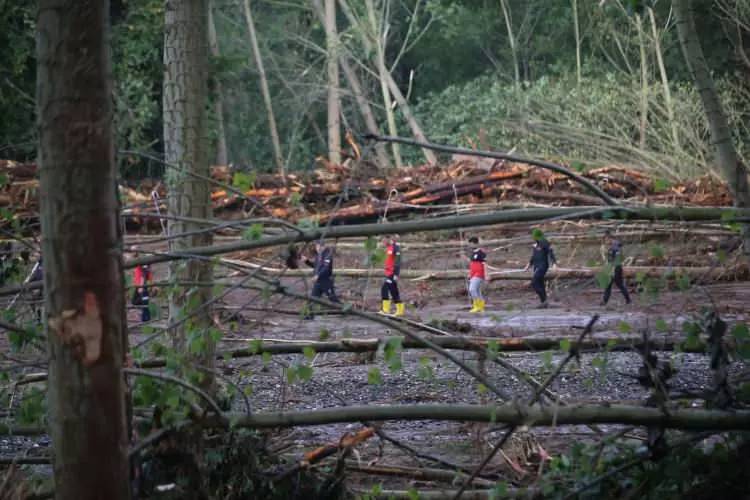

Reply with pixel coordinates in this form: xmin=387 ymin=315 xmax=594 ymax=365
xmin=305 ymin=240 xmax=340 ymax=311
xmin=601 ymin=231 xmax=631 ymax=306
xmin=523 ymin=230 xmax=557 ymax=308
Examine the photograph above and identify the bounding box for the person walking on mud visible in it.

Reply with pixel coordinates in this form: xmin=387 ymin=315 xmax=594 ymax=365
xmin=600 ymin=230 xmax=631 ymax=306
xmin=467 ymin=236 xmax=487 ymax=313
xmin=306 ymin=240 xmax=340 ymax=303
xmin=523 ymin=229 xmax=556 ymax=308
xmin=380 ymin=235 xmax=404 ymax=316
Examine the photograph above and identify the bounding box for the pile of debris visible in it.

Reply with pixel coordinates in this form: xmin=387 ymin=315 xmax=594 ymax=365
xmin=0 ymin=157 xmax=733 ymax=230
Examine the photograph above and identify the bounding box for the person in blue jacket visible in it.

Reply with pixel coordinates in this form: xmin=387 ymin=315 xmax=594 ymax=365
xmin=304 ymin=240 xmax=339 ymax=319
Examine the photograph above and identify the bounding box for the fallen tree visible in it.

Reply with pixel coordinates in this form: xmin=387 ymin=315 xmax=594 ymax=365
xmin=225 ymin=402 xmax=750 ymax=430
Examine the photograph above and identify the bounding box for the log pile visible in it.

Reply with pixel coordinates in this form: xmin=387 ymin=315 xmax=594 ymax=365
xmin=0 ymin=158 xmax=734 ymax=230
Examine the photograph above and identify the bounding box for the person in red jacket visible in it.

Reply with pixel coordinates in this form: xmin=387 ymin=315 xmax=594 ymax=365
xmin=467 ymin=237 xmax=487 ymax=312
xmin=133 ymin=264 xmax=152 ymax=322
xmin=380 ymin=235 xmax=404 ymax=316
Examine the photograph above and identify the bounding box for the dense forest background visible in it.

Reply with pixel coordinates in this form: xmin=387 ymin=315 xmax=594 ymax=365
xmin=2 ymin=0 xmax=749 ymax=180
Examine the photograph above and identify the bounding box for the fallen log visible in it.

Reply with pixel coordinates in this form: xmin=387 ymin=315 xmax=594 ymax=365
xmin=345 ymin=461 xmax=496 ymax=487
xmin=17 ymin=334 xmax=706 ymax=377
xmin=227 ymin=403 xmax=750 ymax=430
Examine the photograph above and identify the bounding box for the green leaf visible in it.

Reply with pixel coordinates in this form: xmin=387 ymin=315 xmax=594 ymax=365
xmin=232 ymin=171 xmax=255 ymax=191
xmin=559 ymin=338 xmax=571 ymax=352
xmin=676 ymin=274 xmax=691 ymax=291
xmin=653 ymin=178 xmax=670 ymax=193
xmin=406 ymin=488 xmax=420 ymax=500
xmin=261 ymin=352 xmax=272 ymax=366
xmin=617 ymin=321 xmax=632 ymax=333
xmin=286 ymin=367 xmax=297 ymax=384
xmin=595 ymin=266 xmax=613 ymax=289
xmin=249 ymin=339 xmax=263 ymax=354
xmin=655 ymin=319 xmax=669 ymax=332
xmin=541 ymin=351 xmax=553 ymax=369
xmin=384 ymin=337 xmax=403 ymax=372
xmin=208 ymin=328 xmax=223 ymax=343
xmin=303 ymin=346 xmax=316 ymax=360
xmin=297 ymin=364 xmax=313 ymax=381
xmin=318 ymin=328 xmax=330 ymax=341
xmin=571 ymin=161 xmax=586 ymax=173
xmin=364 ymin=236 xmax=378 ymax=252
xmin=0 ymin=173 xmax=8 ymax=188
xmin=531 ymin=228 xmax=545 ymax=241
xmin=731 ymin=323 xmax=749 ymax=341
xmin=367 ymin=367 xmax=382 ymax=385
xmin=242 ymin=223 xmax=264 ymax=241
xmin=649 ymin=245 xmax=664 ymax=259
xmin=476 ymin=383 xmax=488 ymax=395
xmin=486 ymin=339 xmax=500 ymax=360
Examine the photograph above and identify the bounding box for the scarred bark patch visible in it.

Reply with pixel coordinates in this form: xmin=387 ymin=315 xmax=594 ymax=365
xmin=49 ymin=292 xmax=103 ymax=366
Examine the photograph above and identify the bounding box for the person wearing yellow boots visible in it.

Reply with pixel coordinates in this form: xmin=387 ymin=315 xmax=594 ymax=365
xmin=467 ymin=237 xmax=487 ymax=313
xmin=380 ymin=235 xmax=404 ymax=316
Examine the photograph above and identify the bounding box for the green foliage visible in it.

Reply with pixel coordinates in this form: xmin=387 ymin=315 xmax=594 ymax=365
xmin=242 ymin=223 xmax=264 ymax=241
xmin=232 ymin=171 xmax=256 ymax=192
xmin=18 ymin=387 xmax=45 ymax=425
xmin=596 ymin=265 xmax=613 ymax=289
xmin=384 ymin=337 xmax=403 ymax=372
xmin=367 ymin=366 xmax=382 ymax=385
xmin=417 ymin=356 xmax=434 ymax=381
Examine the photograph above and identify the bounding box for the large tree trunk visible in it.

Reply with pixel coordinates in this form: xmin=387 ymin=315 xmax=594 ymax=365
xmin=362 ymin=0 xmax=403 ymax=168
xmin=673 ymin=0 xmax=750 ymax=252
xmin=242 ymin=0 xmax=285 ymax=175
xmin=208 ymin=5 xmax=229 ymax=166
xmin=310 ymin=0 xmax=389 ymax=167
xmin=37 ymin=1 xmax=131 ymax=498
xmin=325 ymin=0 xmax=342 ymax=165
xmin=355 ymin=0 xmax=436 ymax=166
xmin=164 ymin=0 xmax=215 ymax=391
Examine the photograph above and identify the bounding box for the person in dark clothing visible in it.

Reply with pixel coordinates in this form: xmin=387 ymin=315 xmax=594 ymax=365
xmin=601 ymin=231 xmax=631 ymax=306
xmin=306 ymin=240 xmax=340 ymax=303
xmin=380 ymin=235 xmax=404 ymax=316
xmin=523 ymin=231 xmax=557 ymax=308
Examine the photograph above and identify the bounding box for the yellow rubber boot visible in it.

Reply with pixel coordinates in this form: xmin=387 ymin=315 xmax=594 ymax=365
xmin=469 ymin=299 xmax=480 ymax=313
xmin=477 ymin=299 xmax=486 ymax=312
xmin=380 ymin=299 xmax=392 ymax=314
xmin=394 ymin=302 xmax=405 ymax=316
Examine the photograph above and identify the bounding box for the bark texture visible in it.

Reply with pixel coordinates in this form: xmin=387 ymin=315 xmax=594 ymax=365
xmin=163 ymin=0 xmax=215 ymax=390
xmin=208 ymin=5 xmax=228 ymax=166
xmin=36 ymin=1 xmax=130 ymax=497
xmin=325 ymin=0 xmax=342 ymax=164
xmin=673 ymin=0 xmax=750 ymax=250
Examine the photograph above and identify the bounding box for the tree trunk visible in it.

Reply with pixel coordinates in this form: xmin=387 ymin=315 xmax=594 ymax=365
xmin=673 ymin=0 xmax=750 ymax=253
xmin=325 ymin=0 xmax=342 ymax=165
xmin=648 ymin=7 xmax=680 ymax=154
xmin=208 ymin=5 xmax=229 ymax=166
xmin=36 ymin=1 xmax=131 ymax=498
xmin=500 ymin=0 xmax=520 ymax=88
xmin=636 ymin=13 xmax=649 ymax=150
xmin=340 ymin=55 xmax=391 ymax=168
xmin=362 ymin=0 xmax=403 ymax=169
xmin=242 ymin=0 xmax=285 ymax=175
xmin=164 ymin=0 xmax=215 ymax=392
xmin=572 ymin=0 xmax=581 ymax=86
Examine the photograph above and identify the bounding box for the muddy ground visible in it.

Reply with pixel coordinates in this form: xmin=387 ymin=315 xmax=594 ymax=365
xmin=3 ymin=220 xmax=749 ymax=494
